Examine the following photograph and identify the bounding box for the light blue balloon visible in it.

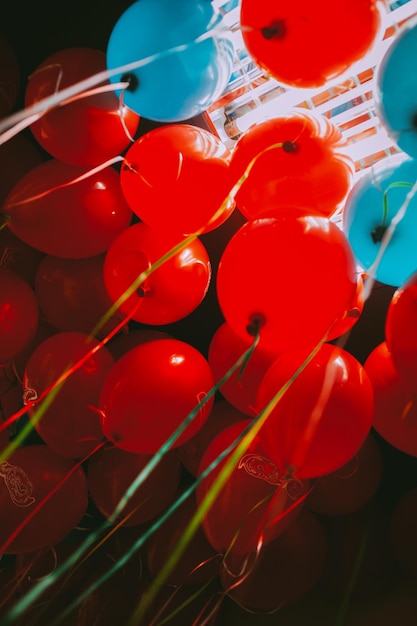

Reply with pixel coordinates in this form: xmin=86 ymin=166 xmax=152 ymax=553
xmin=376 ymin=18 xmax=417 ymax=158
xmin=343 ymin=155 xmax=417 ymax=287
xmin=106 ymin=0 xmax=234 ymax=122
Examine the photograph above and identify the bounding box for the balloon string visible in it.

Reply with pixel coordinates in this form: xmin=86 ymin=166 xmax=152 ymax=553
xmin=2 ymin=132 xmax=306 ymax=621
xmin=127 ymin=334 xmax=327 ymax=626
xmin=0 ymin=300 xmax=141 ymax=461
xmin=2 ymin=333 xmax=259 ymax=625
xmin=0 ymin=441 xmax=104 ymax=554
xmin=363 ymin=175 xmax=417 ymax=301
xmin=148 ymin=573 xmax=219 ymax=626
xmin=4 ymin=155 xmax=125 ymax=209
xmin=380 ymin=181 xmax=413 ymax=228
xmin=0 ymin=132 xmax=266 ymax=447
xmin=190 ymin=589 xmax=225 ymax=626
xmin=0 ymin=23 xmax=232 ymax=143
xmin=118 ymin=89 xmax=137 ymax=143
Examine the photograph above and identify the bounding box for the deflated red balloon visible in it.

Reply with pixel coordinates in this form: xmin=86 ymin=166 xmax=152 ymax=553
xmin=24 ymin=332 xmax=115 ymax=459
xmin=0 ymin=268 xmax=39 ymax=365
xmin=229 ymin=112 xmax=353 ymax=219
xmin=0 ymin=445 xmax=88 ymax=553
xmin=4 ymin=159 xmax=132 ymax=258
xmin=216 ymin=214 xmax=357 ymax=353
xmin=25 ymin=47 xmax=140 ymax=166
xmin=87 ymin=444 xmax=181 ymax=526
xmin=103 ymin=222 xmax=211 ymax=325
xmin=99 ymin=338 xmax=214 ymax=454
xmin=257 ymin=343 xmax=375 ymax=478
xmin=120 ymin=124 xmax=234 ymax=235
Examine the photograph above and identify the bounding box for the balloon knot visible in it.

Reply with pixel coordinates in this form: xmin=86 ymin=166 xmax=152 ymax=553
xmin=371 ymin=224 xmax=387 ymax=243
xmin=347 ymin=307 xmax=361 ymax=319
xmin=121 ymin=73 xmax=139 ymax=93
xmin=261 ymin=20 xmax=286 ymax=40
xmin=246 ymin=314 xmax=265 ymax=337
xmin=282 ymin=141 xmax=297 ymax=153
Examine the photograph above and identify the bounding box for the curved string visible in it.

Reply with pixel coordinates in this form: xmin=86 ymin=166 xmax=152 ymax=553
xmin=127 ymin=333 xmax=327 ymax=626
xmin=0 ymin=441 xmax=104 ymax=554
xmin=1 ymin=331 xmax=259 ymax=625
xmin=0 ymin=24 xmax=232 ymax=143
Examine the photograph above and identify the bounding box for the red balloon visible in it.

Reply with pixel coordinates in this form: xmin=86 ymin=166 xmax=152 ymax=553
xmin=99 ymin=338 xmax=215 ymax=454
xmin=306 ymin=433 xmax=383 ymax=516
xmin=240 ymin=0 xmax=384 ymax=88
xmin=107 ymin=328 xmax=172 ymax=361
xmin=25 ymin=47 xmax=140 ymax=166
xmin=364 ymin=341 xmax=417 ymax=457
xmin=208 ymin=321 xmax=279 ymax=417
xmin=216 ymin=214 xmax=357 ymax=353
xmin=35 ymin=254 xmax=124 ymax=338
xmin=24 ymin=331 xmax=115 ymax=459
xmin=196 ymin=421 xmax=309 ymax=557
xmin=220 ymin=509 xmax=327 ymax=610
xmin=257 ymin=343 xmax=375 ymax=478
xmin=0 ymin=444 xmax=88 ymax=553
xmin=229 ymin=112 xmax=353 ymax=219
xmin=4 ymin=159 xmax=132 ymax=258
xmin=120 ymin=124 xmax=234 ymax=235
xmin=0 ymin=37 xmax=20 ymax=118
xmin=103 ymin=222 xmax=211 ymax=325
xmin=385 ymin=272 xmax=417 ymax=391
xmin=177 ymin=399 xmax=249 ymax=477
xmin=87 ymin=444 xmax=181 ymax=526
xmin=0 ymin=268 xmax=39 ymax=365
xmin=326 ymin=273 xmax=365 ymax=341
xmin=146 ymin=493 xmax=219 ymax=586
xmin=0 ymin=134 xmax=43 ymax=207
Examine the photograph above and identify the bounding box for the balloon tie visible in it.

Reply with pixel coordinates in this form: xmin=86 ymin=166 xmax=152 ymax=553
xmin=260 ymin=20 xmax=286 ymax=40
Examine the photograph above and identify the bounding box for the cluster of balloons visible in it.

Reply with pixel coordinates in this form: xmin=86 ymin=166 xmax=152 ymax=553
xmin=0 ymin=0 xmax=417 ymax=623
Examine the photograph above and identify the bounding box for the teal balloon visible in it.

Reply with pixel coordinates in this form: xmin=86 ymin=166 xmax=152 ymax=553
xmin=376 ymin=19 xmax=417 ymax=158
xmin=343 ymin=155 xmax=417 ymax=287
xmin=106 ymin=0 xmax=234 ymax=122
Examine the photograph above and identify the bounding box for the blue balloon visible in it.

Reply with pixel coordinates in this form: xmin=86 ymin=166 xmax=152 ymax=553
xmin=106 ymin=0 xmax=234 ymax=122
xmin=343 ymin=155 xmax=417 ymax=287
xmin=376 ymin=19 xmax=417 ymax=158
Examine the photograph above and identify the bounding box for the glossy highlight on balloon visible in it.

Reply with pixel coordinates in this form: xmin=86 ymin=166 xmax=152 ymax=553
xmin=240 ymin=0 xmax=385 ymax=88
xmin=106 ymin=0 xmax=234 ymax=121
xmin=120 ymin=124 xmax=234 ymax=235
xmin=216 ymin=213 xmax=357 ymax=353
xmin=25 ymin=47 xmax=140 ymax=166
